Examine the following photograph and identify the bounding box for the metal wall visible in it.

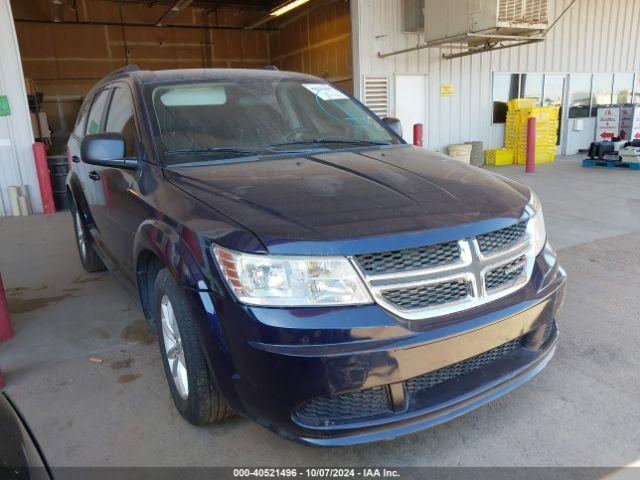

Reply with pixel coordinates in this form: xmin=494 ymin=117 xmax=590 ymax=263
xmin=0 ymin=0 xmax=41 ymax=216
xmin=352 ymin=0 xmax=640 ymax=152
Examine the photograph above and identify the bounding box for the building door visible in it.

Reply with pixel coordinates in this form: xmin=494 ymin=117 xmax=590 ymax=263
xmin=394 ymin=75 xmax=427 ymax=145
xmin=543 ymin=75 xmax=568 ymax=156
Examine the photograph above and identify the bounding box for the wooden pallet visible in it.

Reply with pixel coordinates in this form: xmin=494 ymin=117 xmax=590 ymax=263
xmin=582 ymin=159 xmax=640 ymax=170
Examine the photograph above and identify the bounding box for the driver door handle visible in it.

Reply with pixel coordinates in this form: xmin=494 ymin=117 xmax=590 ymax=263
xmin=71 ymin=155 xmax=80 ymax=163
xmin=88 ymin=170 xmax=101 ymax=181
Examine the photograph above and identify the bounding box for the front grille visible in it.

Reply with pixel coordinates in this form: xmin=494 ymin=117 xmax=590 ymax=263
xmin=354 ymin=219 xmax=532 ymax=320
xmin=485 ymin=255 xmax=526 ymax=291
xmin=542 ymin=318 xmax=556 ymax=343
xmin=293 ymin=338 xmax=525 ymax=427
xmin=354 ymin=241 xmax=460 ymax=275
xmin=405 ymin=338 xmax=521 ymax=394
xmin=476 ymin=221 xmax=528 ymax=254
xmin=381 ymin=280 xmax=470 ymax=310
xmin=293 ymin=386 xmax=391 ymax=427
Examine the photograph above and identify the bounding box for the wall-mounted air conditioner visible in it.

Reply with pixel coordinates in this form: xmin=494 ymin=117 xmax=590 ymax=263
xmin=425 ymin=0 xmax=549 ymax=44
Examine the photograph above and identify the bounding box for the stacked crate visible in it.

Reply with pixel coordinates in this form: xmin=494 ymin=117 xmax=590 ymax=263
xmin=505 ymin=99 xmax=559 ymax=165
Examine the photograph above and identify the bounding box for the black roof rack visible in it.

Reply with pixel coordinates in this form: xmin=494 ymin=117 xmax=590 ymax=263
xmin=106 ymin=64 xmax=141 ymax=78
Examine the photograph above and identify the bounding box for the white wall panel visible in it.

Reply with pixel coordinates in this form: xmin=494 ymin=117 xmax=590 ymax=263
xmin=0 ymin=0 xmax=40 ymax=216
xmin=353 ymin=0 xmax=640 ymax=152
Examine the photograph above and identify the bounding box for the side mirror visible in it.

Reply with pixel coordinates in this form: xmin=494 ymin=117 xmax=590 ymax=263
xmin=382 ymin=117 xmax=403 ymax=138
xmin=81 ymin=133 xmax=135 ymax=169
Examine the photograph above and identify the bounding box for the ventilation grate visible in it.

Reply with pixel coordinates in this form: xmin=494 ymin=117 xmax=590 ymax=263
xmin=363 ymin=76 xmax=389 ymax=118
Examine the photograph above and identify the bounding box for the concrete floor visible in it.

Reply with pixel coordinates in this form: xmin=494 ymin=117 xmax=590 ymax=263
xmin=0 ymin=155 xmax=639 ymax=467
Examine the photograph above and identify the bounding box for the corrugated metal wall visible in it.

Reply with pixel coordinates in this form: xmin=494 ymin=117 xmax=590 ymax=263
xmin=352 ymin=0 xmax=640 ymax=152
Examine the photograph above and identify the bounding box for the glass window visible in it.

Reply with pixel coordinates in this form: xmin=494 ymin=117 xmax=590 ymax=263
xmin=543 ymin=75 xmax=565 ymax=146
xmin=520 ymin=74 xmax=543 ymax=105
xmin=568 ymin=74 xmax=592 ymax=118
xmin=106 ymin=85 xmax=138 ymax=157
xmin=634 ymin=74 xmax=640 ymax=105
xmin=403 ymin=0 xmax=424 ymax=33
xmin=613 ymin=73 xmax=634 ymax=104
xmin=492 ymin=73 xmax=520 ymax=123
xmin=73 ymin=96 xmax=93 ymax=138
xmin=149 ymin=79 xmax=400 ymax=164
xmin=591 ymin=73 xmax=613 ymax=115
xmin=85 ymin=89 xmax=110 ymax=135
xmin=543 ymin=75 xmax=564 ymax=107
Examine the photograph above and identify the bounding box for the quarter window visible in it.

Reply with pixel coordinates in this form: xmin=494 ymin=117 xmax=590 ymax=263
xmin=85 ymin=89 xmax=110 ymax=135
xmin=106 ymin=85 xmax=138 ymax=157
xmin=73 ymin=96 xmax=92 ymax=138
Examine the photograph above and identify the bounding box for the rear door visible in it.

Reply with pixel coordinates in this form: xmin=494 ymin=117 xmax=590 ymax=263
xmin=80 ymin=87 xmax=113 ymax=259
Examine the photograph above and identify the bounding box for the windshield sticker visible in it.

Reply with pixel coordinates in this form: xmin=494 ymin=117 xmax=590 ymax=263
xmin=160 ymin=86 xmax=227 ymax=107
xmin=302 ymin=83 xmax=349 ymax=101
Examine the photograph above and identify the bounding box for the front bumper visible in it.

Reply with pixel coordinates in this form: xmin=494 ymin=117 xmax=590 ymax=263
xmin=206 ymin=245 xmax=566 ymax=446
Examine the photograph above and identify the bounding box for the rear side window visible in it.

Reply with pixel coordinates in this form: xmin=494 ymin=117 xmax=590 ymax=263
xmin=105 ymin=85 xmax=138 ymax=157
xmin=72 ymin=95 xmax=92 ymax=138
xmin=85 ymin=89 xmax=110 ymax=135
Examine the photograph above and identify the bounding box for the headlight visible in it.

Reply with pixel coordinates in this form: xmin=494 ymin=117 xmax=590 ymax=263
xmin=212 ymin=246 xmax=372 ymax=307
xmin=526 ymin=191 xmax=546 ymax=255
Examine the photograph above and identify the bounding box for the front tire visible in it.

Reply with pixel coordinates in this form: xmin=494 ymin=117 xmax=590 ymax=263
xmin=154 ymin=268 xmax=232 ymax=425
xmin=72 ymin=207 xmax=106 ymax=273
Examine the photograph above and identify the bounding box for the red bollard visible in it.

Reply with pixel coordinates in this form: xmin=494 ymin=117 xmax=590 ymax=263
xmin=526 ymin=117 xmax=536 ymax=173
xmin=413 ymin=123 xmax=424 ymax=147
xmin=0 ymin=272 xmax=13 ymax=342
xmin=33 ymin=142 xmax=56 ymax=214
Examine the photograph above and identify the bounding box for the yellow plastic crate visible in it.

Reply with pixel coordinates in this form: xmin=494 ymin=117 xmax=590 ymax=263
xmin=507 ymin=98 xmax=537 ymax=111
xmin=485 ymin=148 xmax=514 ymax=166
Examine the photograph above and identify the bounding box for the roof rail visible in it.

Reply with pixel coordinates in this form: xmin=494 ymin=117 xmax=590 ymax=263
xmin=259 ymin=65 xmax=279 ymax=71
xmin=106 ymin=64 xmax=141 ymax=78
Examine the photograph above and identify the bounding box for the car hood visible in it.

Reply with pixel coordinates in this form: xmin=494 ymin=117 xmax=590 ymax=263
xmin=164 ymin=146 xmax=531 ymax=255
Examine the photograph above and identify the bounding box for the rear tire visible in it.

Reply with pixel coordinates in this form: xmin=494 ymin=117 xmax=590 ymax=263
xmin=72 ymin=207 xmax=106 ymax=273
xmin=154 ymin=268 xmax=233 ymax=425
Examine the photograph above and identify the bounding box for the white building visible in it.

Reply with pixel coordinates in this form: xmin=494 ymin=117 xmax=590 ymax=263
xmin=352 ymin=0 xmax=640 ymax=155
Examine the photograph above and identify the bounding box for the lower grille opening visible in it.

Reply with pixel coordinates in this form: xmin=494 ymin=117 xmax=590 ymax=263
xmin=293 ymin=386 xmax=392 ymax=427
xmin=292 ymin=337 xmax=524 ymax=428
xmin=405 ymin=338 xmax=521 ymax=394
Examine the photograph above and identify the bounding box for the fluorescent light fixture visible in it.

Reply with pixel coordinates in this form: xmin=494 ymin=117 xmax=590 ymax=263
xmin=269 ymin=0 xmax=311 ymax=17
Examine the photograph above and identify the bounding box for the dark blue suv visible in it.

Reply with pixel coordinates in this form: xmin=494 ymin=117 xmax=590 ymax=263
xmin=66 ymin=66 xmax=566 ymax=446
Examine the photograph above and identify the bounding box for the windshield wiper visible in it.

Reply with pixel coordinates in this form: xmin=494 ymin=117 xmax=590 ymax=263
xmin=165 ymin=147 xmax=266 ymax=156
xmin=269 ymin=138 xmax=392 ymax=148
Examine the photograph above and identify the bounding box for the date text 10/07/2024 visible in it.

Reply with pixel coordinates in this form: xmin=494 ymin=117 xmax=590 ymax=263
xmin=232 ymin=468 xmax=401 ymax=478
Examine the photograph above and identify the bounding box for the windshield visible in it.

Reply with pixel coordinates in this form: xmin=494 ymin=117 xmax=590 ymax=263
xmin=149 ymin=77 xmax=401 ymax=164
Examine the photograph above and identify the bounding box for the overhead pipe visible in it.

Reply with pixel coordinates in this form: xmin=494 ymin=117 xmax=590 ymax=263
xmin=14 ymin=17 xmax=277 ymax=32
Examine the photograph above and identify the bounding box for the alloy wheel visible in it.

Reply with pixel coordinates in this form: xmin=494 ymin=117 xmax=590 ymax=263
xmin=160 ymin=295 xmax=189 ymax=399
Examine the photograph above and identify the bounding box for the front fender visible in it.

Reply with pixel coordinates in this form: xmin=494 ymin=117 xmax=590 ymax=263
xmin=133 ymin=219 xmax=243 ymax=411
xmin=133 ymin=219 xmax=210 ymax=291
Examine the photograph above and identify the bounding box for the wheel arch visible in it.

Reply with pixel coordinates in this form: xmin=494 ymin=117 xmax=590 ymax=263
xmin=132 ymin=219 xmax=242 ymax=411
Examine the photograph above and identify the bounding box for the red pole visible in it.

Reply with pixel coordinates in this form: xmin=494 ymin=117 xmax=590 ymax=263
xmin=0 ymin=273 xmax=13 ymax=341
xmin=526 ymin=117 xmax=536 ymax=173
xmin=33 ymin=142 xmax=56 ymax=214
xmin=413 ymin=123 xmax=424 ymax=147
